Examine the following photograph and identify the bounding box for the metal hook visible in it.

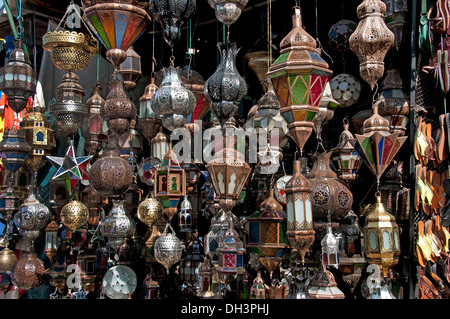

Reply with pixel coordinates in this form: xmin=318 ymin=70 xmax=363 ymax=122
xmin=371 ymin=83 xmax=379 ymax=106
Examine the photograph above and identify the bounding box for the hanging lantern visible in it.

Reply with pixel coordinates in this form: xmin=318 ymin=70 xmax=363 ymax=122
xmin=329 ymin=73 xmax=361 ymax=108
xmin=0 ymin=38 xmax=36 ymax=114
xmin=321 ymin=225 xmax=340 ymax=269
xmin=268 ymin=6 xmax=332 ymax=153
xmin=345 ymin=211 xmax=362 ymax=257
xmin=307 ymin=151 xmax=353 ymax=222
xmin=142 ymin=273 xmax=160 ymax=299
xmin=117 ymin=46 xmax=141 ymax=92
xmin=100 ymin=199 xmax=136 ymax=252
xmin=44 ymin=217 xmax=59 ymax=263
xmin=151 ymin=66 xmax=196 ymax=131
xmin=216 ymin=219 xmax=246 ymax=276
xmin=313 ymin=82 xmax=338 ymax=138
xmin=12 ymin=252 xmax=45 ymax=290
xmin=137 ymin=193 xmax=163 ymax=229
xmin=179 ymin=196 xmax=193 ymax=232
xmin=154 ymin=145 xmax=186 ymax=221
xmin=384 ymin=0 xmax=408 ymax=50
xmin=244 ymin=51 xmax=275 ymax=92
xmin=80 ymin=184 xmax=105 ymax=228
xmin=197 ymin=257 xmax=216 ymax=298
xmin=149 ymin=0 xmax=196 ymax=48
xmin=380 ymin=161 xmax=410 ymax=220
xmin=274 ymin=175 xmax=291 ymax=205
xmin=348 ymin=105 xmax=407 ymax=186
xmin=250 ymin=271 xmax=265 ymax=299
xmin=363 ymin=193 xmax=400 ymax=277
xmin=137 ymin=157 xmax=160 ymax=186
xmin=180 ymin=67 xmax=206 ymax=103
xmin=349 ymin=0 xmax=394 ymax=90
xmin=154 ymin=223 xmax=183 ymax=273
xmin=207 ymin=0 xmax=248 ymax=26
xmin=85 ymin=84 xmax=105 ymax=156
xmin=102 ymin=265 xmax=137 ymax=299
xmin=0 ymin=237 xmax=17 ymax=273
xmin=60 ymin=200 xmax=89 ymax=231
xmin=204 ymin=209 xmax=235 ymax=265
xmin=0 ymin=185 xmax=21 ymax=221
xmin=373 ymin=69 xmax=410 ymax=136
xmin=330 ymin=120 xmax=362 ymax=188
xmin=204 ymin=42 xmax=247 ymax=126
xmin=0 ymin=126 xmax=31 ymax=174
xmin=327 ymin=19 xmax=357 ymax=53
xmin=307 ymin=266 xmax=345 ymax=299
xmin=180 ymin=235 xmax=204 ymax=291
xmin=285 ymin=160 xmax=315 ymax=264
xmin=151 ymin=131 xmax=169 ymax=162
xmin=206 ymin=147 xmax=251 ymax=213
xmin=138 ymin=78 xmax=162 ymax=144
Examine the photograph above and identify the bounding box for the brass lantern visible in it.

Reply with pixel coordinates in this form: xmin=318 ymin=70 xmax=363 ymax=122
xmin=363 ymin=193 xmax=400 ymax=277
xmin=154 ymin=145 xmax=186 ymax=221
xmin=285 ymin=160 xmax=315 ymax=264
xmin=151 ymin=131 xmax=169 ymax=162
xmin=0 ymin=38 xmax=36 ymax=114
xmin=207 ymin=0 xmax=248 ymax=26
xmin=0 ymin=237 xmax=17 ymax=273
xmin=138 ymin=78 xmax=162 ymax=144
xmin=44 ymin=216 xmax=59 ymax=263
xmin=384 ymin=0 xmax=408 ymax=50
xmin=60 ymin=200 xmax=89 ymax=231
xmin=137 ymin=193 xmax=163 ymax=229
xmin=349 ymin=0 xmax=394 ymax=90
xmin=117 ymin=46 xmax=141 ymax=92
xmin=267 ymin=6 xmax=332 ymax=153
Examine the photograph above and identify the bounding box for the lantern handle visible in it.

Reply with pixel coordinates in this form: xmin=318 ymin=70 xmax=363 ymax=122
xmin=371 ymin=83 xmax=380 ymax=106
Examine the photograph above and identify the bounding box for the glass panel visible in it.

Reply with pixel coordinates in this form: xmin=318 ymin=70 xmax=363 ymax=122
xmin=382 ymin=230 xmax=391 ymax=251
xmin=369 ymin=231 xmax=377 ymax=251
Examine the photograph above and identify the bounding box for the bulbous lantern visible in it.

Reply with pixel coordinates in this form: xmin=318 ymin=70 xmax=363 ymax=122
xmin=328 ymin=19 xmax=357 ymax=53
xmin=60 ymin=200 xmax=89 ymax=231
xmin=363 ymin=193 xmax=400 ymax=277
xmin=207 ymin=0 xmax=248 ymax=26
xmin=0 ymin=237 xmax=17 ymax=273
xmin=154 ymin=223 xmax=183 ymax=273
xmin=13 ymin=252 xmax=45 ymax=290
xmin=137 ymin=193 xmax=163 ymax=230
xmin=285 ymin=160 xmax=315 ymax=264
xmin=138 ymin=79 xmax=162 ymax=144
xmin=204 ymin=42 xmax=247 ymax=126
xmin=101 ymin=199 xmax=136 ymax=252
xmin=329 ymin=73 xmax=361 ymax=108
xmin=267 ymin=7 xmax=332 ymax=154
xmin=0 ymin=38 xmax=36 ymax=114
xmin=151 ymin=66 xmax=196 ymax=131
xmin=349 ymin=0 xmax=394 ymax=90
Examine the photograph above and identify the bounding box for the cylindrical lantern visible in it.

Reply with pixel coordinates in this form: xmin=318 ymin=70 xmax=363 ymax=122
xmin=216 ymin=220 xmax=246 ymax=276
xmin=179 ymin=196 xmax=193 ymax=232
xmin=138 ymin=78 xmax=162 ymax=144
xmin=44 ymin=217 xmax=59 ymax=263
xmin=85 ymin=84 xmax=105 ymax=156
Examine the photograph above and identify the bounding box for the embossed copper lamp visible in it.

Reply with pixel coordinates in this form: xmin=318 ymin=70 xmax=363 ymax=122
xmin=267 ymin=6 xmax=332 ymax=154
xmin=349 ymin=0 xmax=394 ymax=90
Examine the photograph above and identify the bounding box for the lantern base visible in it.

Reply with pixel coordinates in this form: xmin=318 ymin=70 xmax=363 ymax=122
xmin=286 ymin=229 xmax=315 ymax=264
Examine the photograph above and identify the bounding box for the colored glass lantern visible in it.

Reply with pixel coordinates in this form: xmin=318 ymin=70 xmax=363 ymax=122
xmin=0 ymin=38 xmax=36 ymax=114
xmin=330 ymin=119 xmax=363 ymax=188
xmin=197 ymin=256 xmax=216 ymax=298
xmin=267 ymin=7 xmax=332 ymax=153
xmin=349 ymin=0 xmax=394 ymax=90
xmin=85 ymin=84 xmax=105 ymax=157
xmin=154 ymin=223 xmax=183 ymax=273
xmin=142 ymin=273 xmax=160 ymax=299
xmin=216 ymin=219 xmax=246 ymax=276
xmin=44 ymin=217 xmax=59 ymax=263
xmin=179 ymin=196 xmax=193 ymax=232
xmin=313 ymin=82 xmax=338 ymax=138
xmin=205 ymin=209 xmax=235 ymax=265
xmin=154 ymin=145 xmax=187 ymax=221
xmin=285 ymin=160 xmax=315 ymax=264
xmin=329 ymin=73 xmax=362 ymax=108
xmin=321 ymin=226 xmax=340 ymax=269
xmin=117 ymin=46 xmax=141 ymax=92
xmin=138 ymin=78 xmax=162 ymax=144
xmin=327 ymin=19 xmax=357 ymax=53
xmin=180 ymin=236 xmax=204 ymax=291
xmin=0 ymin=126 xmax=31 ymax=175
xmin=0 ymin=185 xmax=20 ymax=221
xmin=307 ymin=266 xmax=345 ymax=299
xmin=207 ymin=0 xmax=248 ymax=26
xmin=363 ymin=193 xmax=400 ymax=277
xmin=250 ymin=271 xmax=265 ymax=299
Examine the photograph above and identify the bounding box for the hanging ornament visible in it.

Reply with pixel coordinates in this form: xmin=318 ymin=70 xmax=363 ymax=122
xmin=349 ymin=0 xmax=395 ymax=90
xmin=180 ymin=234 xmax=204 ymax=291
xmin=373 ymin=69 xmax=410 ymax=136
xmin=285 ymin=160 xmax=315 ymax=264
xmin=321 ymin=225 xmax=340 ymax=269
xmin=149 ymin=0 xmax=196 ymax=48
xmin=307 ymin=266 xmax=345 ymax=299
xmin=204 ymin=42 xmax=247 ymax=126
xmin=0 ymin=38 xmax=36 ymax=114
xmin=102 ymin=265 xmax=137 ymax=299
xmin=12 ymin=252 xmax=45 ymax=290
xmin=204 ymin=209 xmax=235 ymax=265
xmin=0 ymin=126 xmax=31 ymax=175
xmin=60 ymin=199 xmax=89 ymax=232
xmin=85 ymin=84 xmax=105 ymax=157
xmin=117 ymin=46 xmax=142 ymax=92
xmin=383 ymin=0 xmax=408 ymax=50
xmin=268 ymin=6 xmax=332 ymax=154
xmin=151 ymin=66 xmax=196 ymax=131
xmin=154 ymin=223 xmax=183 ymax=273
xmin=329 ymin=73 xmax=361 ymax=108
xmin=327 ymin=19 xmax=357 ymax=53
xmin=207 ymin=0 xmax=248 ymax=26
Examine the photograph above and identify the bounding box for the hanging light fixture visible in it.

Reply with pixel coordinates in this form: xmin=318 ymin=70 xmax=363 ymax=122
xmin=0 ymin=185 xmax=21 ymax=222
xmin=117 ymin=46 xmax=142 ymax=92
xmin=154 ymin=223 xmax=183 ymax=273
xmin=321 ymin=225 xmax=340 ymax=269
xmin=12 ymin=252 xmax=45 ymax=291
xmin=60 ymin=199 xmax=89 ymax=232
xmin=328 ymin=19 xmax=357 ymax=53
xmin=85 ymin=84 xmax=105 ymax=157
xmin=384 ymin=0 xmax=408 ymax=50
xmin=151 ymin=131 xmax=169 ymax=162
xmin=216 ymin=219 xmax=246 ymax=278
xmin=244 ymin=51 xmax=275 ymax=92
xmin=0 ymin=236 xmax=17 ymax=273
xmin=207 ymin=0 xmax=249 ymax=26
xmin=180 ymin=233 xmax=204 ymax=292
xmin=44 ymin=216 xmax=59 ymax=263
xmin=0 ymin=126 xmax=31 ymax=176
xmin=250 ymin=271 xmax=266 ymax=299
xmin=267 ymin=6 xmax=332 ymax=154
xmin=329 ymin=73 xmax=361 ymax=108
xmin=138 ymin=78 xmax=162 ymax=145
xmin=313 ymin=82 xmax=338 ymax=139
xmin=349 ymin=0 xmax=394 ymax=90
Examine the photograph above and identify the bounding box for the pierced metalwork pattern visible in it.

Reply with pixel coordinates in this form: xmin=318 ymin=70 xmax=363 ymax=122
xmin=13 ymin=253 xmax=45 ymax=290
xmin=154 ymin=228 xmax=183 ymax=270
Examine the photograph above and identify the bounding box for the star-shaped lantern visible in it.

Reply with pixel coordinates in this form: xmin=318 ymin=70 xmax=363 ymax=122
xmin=46 ymin=140 xmax=92 ymax=194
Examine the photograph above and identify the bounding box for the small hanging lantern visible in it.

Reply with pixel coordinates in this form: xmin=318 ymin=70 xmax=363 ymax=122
xmin=321 ymin=225 xmax=340 ymax=269
xmin=267 ymin=6 xmax=332 ymax=154
xmin=12 ymin=252 xmax=45 ymax=290
xmin=180 ymin=234 xmax=204 ymax=291
xmin=384 ymin=0 xmax=408 ymax=50
xmin=117 ymin=46 xmax=141 ymax=92
xmin=0 ymin=185 xmax=21 ymax=222
xmin=154 ymin=145 xmax=187 ymax=221
xmin=204 ymin=209 xmax=235 ymax=265
xmin=154 ymin=223 xmax=183 ymax=273
xmin=345 ymin=211 xmax=362 ymax=257
xmin=138 ymin=78 xmax=162 ymax=144
xmin=85 ymin=84 xmax=105 ymax=156
xmin=142 ymin=273 xmax=160 ymax=299
xmin=329 ymin=73 xmax=362 ymax=108
xmin=60 ymin=200 xmax=89 ymax=232
xmin=0 ymin=126 xmax=31 ymax=175
xmin=80 ymin=184 xmax=105 ymax=228
xmin=197 ymin=256 xmax=216 ymax=298
xmin=179 ymin=196 xmax=193 ymax=232
xmin=349 ymin=0 xmax=394 ymax=90
xmin=363 ymin=192 xmax=401 ymax=278
xmin=307 ymin=266 xmax=345 ymax=299
xmin=137 ymin=193 xmax=163 ymax=229
xmin=285 ymin=160 xmax=315 ymax=264
xmin=250 ymin=271 xmax=265 ymax=299
xmin=44 ymin=216 xmax=59 ymax=263
xmin=328 ymin=19 xmax=357 ymax=53
xmin=0 ymin=38 xmax=37 ymax=114
xmin=0 ymin=237 xmax=17 ymax=273
xmin=216 ymin=219 xmax=246 ymax=276
xmin=151 ymin=131 xmax=170 ymax=162
xmin=207 ymin=0 xmax=248 ymax=26
xmin=244 ymin=51 xmax=275 ymax=92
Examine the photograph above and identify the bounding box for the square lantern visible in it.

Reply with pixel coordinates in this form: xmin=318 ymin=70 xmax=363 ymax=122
xmin=154 ymin=145 xmax=186 ymax=221
xmin=117 ymin=46 xmax=141 ymax=92
xmin=0 ymin=186 xmax=20 ymax=221
xmin=216 ymin=221 xmax=246 ymax=276
xmin=44 ymin=217 xmax=59 ymax=263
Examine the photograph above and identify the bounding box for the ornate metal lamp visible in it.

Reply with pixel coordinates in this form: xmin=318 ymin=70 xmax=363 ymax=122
xmin=321 ymin=225 xmax=340 ymax=269
xmin=0 ymin=185 xmax=21 ymax=222
xmin=154 ymin=223 xmax=183 ymax=273
xmin=60 ymin=199 xmax=89 ymax=231
xmin=380 ymin=161 xmax=410 ymax=220
xmin=0 ymin=237 xmax=17 ymax=273
xmin=85 ymin=84 xmax=105 ymax=157
xmin=384 ymin=0 xmax=408 ymax=50
xmin=244 ymin=51 xmax=275 ymax=92
xmin=267 ymin=6 xmax=332 ymax=154
xmin=349 ymin=0 xmax=394 ymax=90
xmin=12 ymin=252 xmax=45 ymax=290
xmin=117 ymin=46 xmax=141 ymax=92
xmin=44 ymin=217 xmax=59 ymax=263
xmin=207 ymin=0 xmax=248 ymax=26
xmin=0 ymin=38 xmax=36 ymax=114
xmin=313 ymin=82 xmax=338 ymax=138
xmin=180 ymin=234 xmax=204 ymax=292
xmin=179 ymin=196 xmax=193 ymax=232
xmin=151 ymin=131 xmax=169 ymax=162
xmin=329 ymin=73 xmax=361 ymax=108
xmin=138 ymin=78 xmax=162 ymax=144
xmin=0 ymin=126 xmax=31 ymax=176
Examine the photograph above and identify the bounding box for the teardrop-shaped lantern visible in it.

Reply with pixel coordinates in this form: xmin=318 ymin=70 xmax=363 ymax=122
xmin=154 ymin=223 xmax=183 ymax=272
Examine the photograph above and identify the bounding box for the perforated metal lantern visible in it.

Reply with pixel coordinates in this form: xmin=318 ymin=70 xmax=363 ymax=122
xmin=244 ymin=51 xmax=275 ymax=92
xmin=0 ymin=126 xmax=31 ymax=174
xmin=268 ymin=7 xmax=332 ymax=153
xmin=117 ymin=46 xmax=141 ymax=92
xmin=0 ymin=38 xmax=36 ymax=114
xmin=0 ymin=237 xmax=17 ymax=273
xmin=12 ymin=252 xmax=45 ymax=290
xmin=384 ymin=0 xmax=408 ymax=50
xmin=154 ymin=223 xmax=183 ymax=272
xmin=207 ymin=0 xmax=248 ymax=26
xmin=349 ymin=0 xmax=394 ymax=90
xmin=137 ymin=193 xmax=163 ymax=229
xmin=60 ymin=200 xmax=89 ymax=231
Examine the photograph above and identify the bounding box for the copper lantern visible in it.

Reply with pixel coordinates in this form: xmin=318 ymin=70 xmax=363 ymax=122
xmin=267 ymin=6 xmax=332 ymax=154
xmin=85 ymin=84 xmax=105 ymax=157
xmin=117 ymin=46 xmax=141 ymax=92
xmin=13 ymin=252 xmax=45 ymax=290
xmin=349 ymin=0 xmax=395 ymax=90
xmin=138 ymin=78 xmax=162 ymax=144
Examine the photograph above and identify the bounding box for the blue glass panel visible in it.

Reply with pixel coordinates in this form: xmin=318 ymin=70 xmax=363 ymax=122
xmin=236 ymin=254 xmax=243 ymax=267
xmin=115 ymin=13 xmax=127 ymax=49
xmin=249 ymin=222 xmax=260 ymax=243
xmin=36 ymin=131 xmax=44 ymax=142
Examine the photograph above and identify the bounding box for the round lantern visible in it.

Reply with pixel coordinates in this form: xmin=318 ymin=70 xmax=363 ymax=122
xmin=151 ymin=66 xmax=196 ymax=131
xmin=0 ymin=38 xmax=36 ymax=114
xmin=102 ymin=265 xmax=137 ymax=299
xmin=207 ymin=0 xmax=249 ymax=26
xmin=349 ymin=0 xmax=394 ymax=90
xmin=204 ymin=42 xmax=247 ymax=126
xmin=327 ymin=19 xmax=357 ymax=52
xmin=137 ymin=194 xmax=163 ymax=229
xmin=13 ymin=252 xmax=45 ymax=290
xmin=60 ymin=200 xmax=89 ymax=231
xmin=0 ymin=237 xmax=17 ymax=273
xmin=154 ymin=223 xmax=183 ymax=272
xmin=0 ymin=126 xmax=31 ymax=174
xmin=267 ymin=6 xmax=332 ymax=153
xmin=138 ymin=78 xmax=162 ymax=144
xmin=329 ymin=74 xmax=361 ymax=108
xmin=117 ymin=46 xmax=141 ymax=92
